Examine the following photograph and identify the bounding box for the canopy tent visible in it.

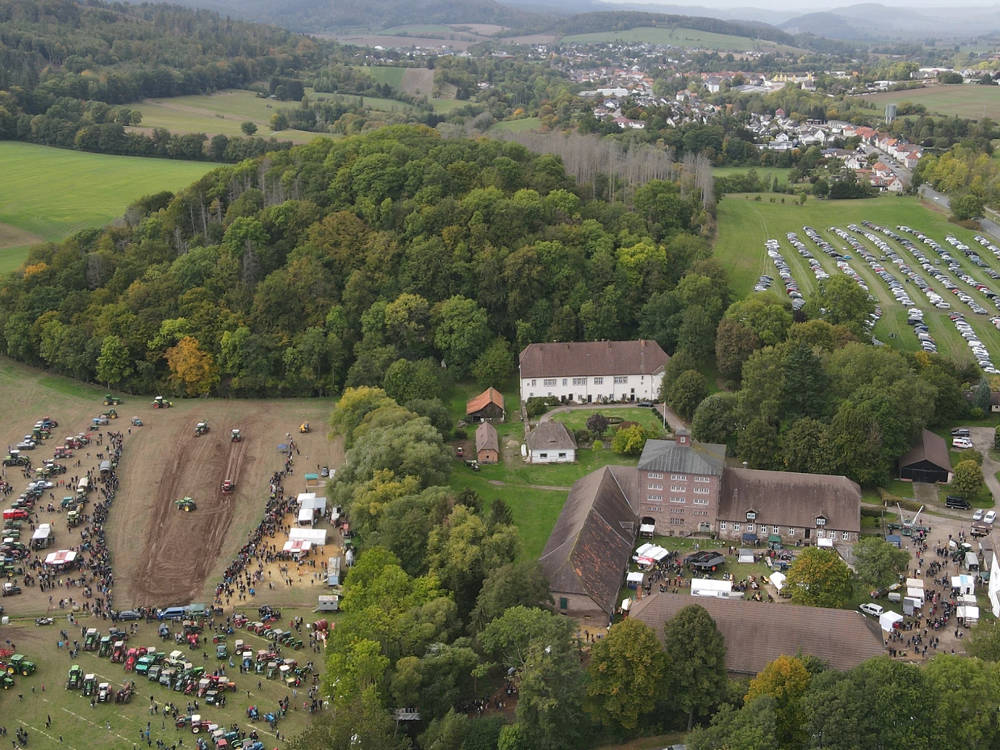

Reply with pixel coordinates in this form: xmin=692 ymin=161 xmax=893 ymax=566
xmin=769 ymin=571 xmax=786 ymax=591
xmin=767 ymin=533 xmax=782 ymax=549
xmin=886 ymin=534 xmax=902 ymax=548
xmin=691 ymin=578 xmax=732 ymax=598
xmin=626 ymin=572 xmax=645 ymax=589
xmin=738 ymin=549 xmax=755 ymax=564
xmin=905 ymin=577 xmax=924 ymax=589
xmin=296 ymin=492 xmax=316 ymax=505
xmin=31 ymin=524 xmax=51 ymax=541
xmin=906 ymin=586 xmax=924 ymax=603
xmin=44 ymin=549 xmax=77 ymax=567
xmin=620 ymin=598 xmax=632 ymax=613
xmin=282 ymin=540 xmax=311 ymax=554
xmin=278 ymin=444 xmax=290 ymax=453
xmin=297 ymin=507 xmax=315 ymax=526
xmin=966 ymin=552 xmax=980 ymax=570
xmin=878 ymin=611 xmax=904 ymax=632
xmin=632 ymin=544 xmax=669 ymax=567
xmin=957 ymin=605 xmax=980 ymax=624
xmin=639 ymin=523 xmax=655 ymax=538
xmin=301 ymin=496 xmax=327 ymax=514
xmin=288 ymin=528 xmax=327 ymax=546
xmin=991 ymin=551 xmax=1000 ymax=618
xmin=817 ymin=537 xmax=834 ymax=548
xmin=952 ymin=574 xmax=975 ymax=595
xmin=741 ymin=532 xmax=758 ymax=544
xmin=959 ymin=593 xmax=977 ymax=606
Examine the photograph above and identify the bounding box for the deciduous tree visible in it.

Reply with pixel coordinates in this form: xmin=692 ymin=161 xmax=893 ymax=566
xmin=785 ymin=547 xmax=853 ymax=608
xmin=165 ymin=335 xmax=218 ymax=396
xmin=954 ymin=459 xmax=984 ymax=500
xmin=663 ymin=604 xmax=727 ymax=730
xmin=586 ymin=619 xmax=666 ymax=730
xmin=852 ymin=536 xmax=910 ymax=589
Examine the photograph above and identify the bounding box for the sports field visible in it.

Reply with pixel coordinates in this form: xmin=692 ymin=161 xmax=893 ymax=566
xmin=0 ymin=143 xmax=215 ymax=272
xmin=136 ymin=90 xmax=318 ymax=143
xmin=715 ymin=193 xmax=1000 ymax=365
xmin=860 ymin=84 xmax=1000 ymax=120
xmin=560 ymin=26 xmax=795 ymax=52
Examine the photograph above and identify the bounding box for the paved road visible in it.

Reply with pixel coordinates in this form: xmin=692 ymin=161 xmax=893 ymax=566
xmin=919 ymin=184 xmax=951 ymax=210
xmin=971 ymin=426 xmax=1000 ymax=505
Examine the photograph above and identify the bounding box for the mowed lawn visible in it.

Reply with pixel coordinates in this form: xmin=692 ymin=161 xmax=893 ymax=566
xmin=859 ymin=84 xmax=1000 ymax=120
xmin=0 ymin=142 xmax=215 ymax=271
xmin=713 ymin=166 xmax=794 ymax=189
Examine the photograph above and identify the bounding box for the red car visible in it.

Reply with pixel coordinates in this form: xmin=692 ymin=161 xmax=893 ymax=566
xmin=2 ymin=509 xmax=28 ymax=521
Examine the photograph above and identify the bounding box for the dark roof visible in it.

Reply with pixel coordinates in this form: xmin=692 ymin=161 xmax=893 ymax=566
xmin=475 ymin=422 xmax=499 ymax=453
xmin=519 ymin=340 xmax=668 ymax=379
xmin=631 ymin=593 xmax=884 ymax=674
xmin=526 ymin=422 xmax=577 ymax=452
xmin=718 ymin=467 xmax=861 ymax=533
xmin=637 ymin=438 xmax=726 ymax=476
xmin=466 ymin=387 xmax=505 ymax=415
xmin=899 ymin=429 xmax=951 ymax=473
xmin=539 ymin=466 xmax=639 ymax=616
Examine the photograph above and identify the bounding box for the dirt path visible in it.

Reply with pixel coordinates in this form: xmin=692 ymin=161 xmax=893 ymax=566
xmin=486 ymin=479 xmax=571 ymax=492
xmin=971 ymin=426 xmax=1000 ymax=506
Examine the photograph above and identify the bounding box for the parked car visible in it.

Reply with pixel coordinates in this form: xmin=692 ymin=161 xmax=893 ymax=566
xmin=859 ymin=603 xmax=884 ymax=617
xmin=952 ymin=437 xmax=974 ymax=449
xmin=947 ymin=496 xmax=971 ymax=510
xmin=973 ymin=509 xmax=984 ymax=521
xmin=985 ymin=511 xmax=997 ymax=525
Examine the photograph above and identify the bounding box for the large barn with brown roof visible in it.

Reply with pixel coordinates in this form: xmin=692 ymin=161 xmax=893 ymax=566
xmin=898 ymin=429 xmax=952 ymax=484
xmin=466 ymin=387 xmax=505 ymax=423
xmin=631 ymin=593 xmax=884 ymax=674
xmin=519 ymin=339 xmax=668 ymax=405
xmin=540 ymin=466 xmax=638 ymax=622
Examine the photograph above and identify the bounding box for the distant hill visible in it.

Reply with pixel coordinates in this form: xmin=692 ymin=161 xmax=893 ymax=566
xmin=779 ymin=3 xmax=1000 ymax=40
xmin=551 ymin=10 xmax=796 ymax=46
xmin=162 ymin=0 xmax=542 ymax=32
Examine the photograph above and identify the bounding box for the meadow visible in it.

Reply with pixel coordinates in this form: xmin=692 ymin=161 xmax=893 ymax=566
xmin=714 ymin=193 xmax=1000 ymax=365
xmin=0 ymin=143 xmax=215 ymax=272
xmin=489 ymin=117 xmax=542 ymax=134
xmin=859 ymin=84 xmax=1000 ymax=120
xmin=713 ymin=166 xmax=794 ymax=189
xmin=560 ymin=26 xmax=795 ymax=52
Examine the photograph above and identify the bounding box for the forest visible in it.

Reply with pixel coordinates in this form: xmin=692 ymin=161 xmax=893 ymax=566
xmin=0 ymin=0 xmax=321 ymax=160
xmin=0 ymin=125 xmax=710 ymax=400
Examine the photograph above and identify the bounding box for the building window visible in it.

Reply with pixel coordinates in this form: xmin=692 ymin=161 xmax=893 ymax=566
xmin=772 ymin=526 xmax=780 ymax=535
xmin=543 ymin=378 xmax=556 ymax=387
xmin=746 ymin=511 xmax=757 ymax=521
xmin=647 ymin=472 xmax=663 ymax=479
xmin=693 ymin=497 xmax=708 ymax=506
xmin=648 ymin=495 xmax=663 ymax=502
xmin=593 ymin=377 xmax=603 ymax=385
xmin=693 ymin=487 xmax=710 ymax=495
xmin=670 ymin=497 xmax=685 ymax=504
xmin=558 ymin=452 xmax=566 ymax=458
xmin=670 ymin=508 xmax=685 ymax=515
xmin=787 ymin=527 xmax=796 ymax=536
xmin=719 ymin=521 xmax=727 ymax=530
xmin=694 ymin=476 xmax=710 ymax=483
xmin=559 ymin=597 xmax=568 ymax=610
xmin=614 ymin=376 xmax=627 ymax=384
xmin=816 ymin=516 xmax=827 ymax=527
xmin=562 ymin=378 xmax=568 ymax=386
xmin=842 ymin=531 xmax=850 ymax=541
xmin=733 ymin=523 xmax=741 ymax=532
xmin=531 ymin=379 xmax=536 ymax=386
xmin=670 ymin=518 xmax=684 ymax=525
xmin=572 ymin=377 xmax=586 ymax=385
xmin=670 ymin=485 xmax=686 ymax=493
xmin=539 ymin=453 xmax=547 ymax=459
xmin=647 ymin=505 xmax=661 ymax=513
xmin=648 ymin=483 xmax=663 ymax=490
xmin=670 ymin=474 xmax=686 ymax=481
xmin=746 ymin=523 xmax=755 ymax=533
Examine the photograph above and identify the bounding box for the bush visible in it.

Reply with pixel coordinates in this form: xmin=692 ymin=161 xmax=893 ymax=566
xmin=452 ymin=427 xmax=468 ymax=440
xmin=574 ymin=428 xmax=592 ymax=446
xmin=525 ymin=396 xmax=559 ymax=419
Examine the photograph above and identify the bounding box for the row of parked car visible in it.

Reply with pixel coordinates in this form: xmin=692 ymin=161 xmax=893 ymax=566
xmin=760 ymin=239 xmax=806 ymax=310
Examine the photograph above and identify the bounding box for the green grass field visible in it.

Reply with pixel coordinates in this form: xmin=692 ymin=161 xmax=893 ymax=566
xmin=560 ymin=26 xmax=795 ymax=52
xmin=356 ymin=65 xmax=406 ymax=90
xmin=136 ymin=90 xmax=318 ymax=143
xmin=713 ymin=166 xmax=794 ymax=188
xmin=714 ymin=193 xmax=1000 ymax=365
xmin=0 ymin=142 xmax=216 ymax=271
xmin=859 ymin=84 xmax=1000 ymax=120
xmin=489 ymin=117 xmax=542 ymax=134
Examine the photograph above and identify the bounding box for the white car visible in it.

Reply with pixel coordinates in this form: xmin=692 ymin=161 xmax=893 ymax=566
xmin=859 ymin=603 xmax=884 ymax=617
xmin=973 ymin=509 xmax=984 ymax=521
xmin=985 ymin=511 xmax=997 ymax=525
xmin=952 ymin=437 xmax=974 ymax=449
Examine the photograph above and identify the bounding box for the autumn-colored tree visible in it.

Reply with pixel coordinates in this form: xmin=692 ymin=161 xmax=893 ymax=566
xmin=745 ymin=655 xmax=811 ymax=746
xmin=785 ymin=547 xmax=854 ymax=608
xmin=165 ymin=335 xmax=219 ymax=396
xmin=612 ymin=424 xmax=652 ymax=455
xmin=587 ymin=618 xmax=666 ymax=730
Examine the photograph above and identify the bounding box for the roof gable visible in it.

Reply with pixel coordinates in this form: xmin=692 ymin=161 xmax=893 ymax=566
xmin=466 ymin=387 xmax=504 ymax=415
xmin=899 ymin=429 xmax=951 ymax=473
xmin=475 ymin=422 xmax=499 ymax=453
xmin=526 ymin=422 xmax=577 ymax=452
xmin=519 ymin=340 xmax=668 ymax=379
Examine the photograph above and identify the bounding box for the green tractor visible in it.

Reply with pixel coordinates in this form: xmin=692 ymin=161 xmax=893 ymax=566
xmin=67 ymin=510 xmax=81 ymax=528
xmin=0 ymin=673 xmax=13 ymax=690
xmin=175 ymin=497 xmax=196 ymax=512
xmin=104 ymin=394 xmax=122 ymax=406
xmin=194 ymin=421 xmax=209 ymax=437
xmin=82 ymin=674 xmax=96 ymax=696
xmin=8 ymin=655 xmax=35 ymax=676
xmin=67 ymin=665 xmax=82 ymax=690
xmin=98 ymin=636 xmax=112 ymax=657
xmin=101 ymin=408 xmax=118 ymax=420
xmin=230 ymin=428 xmax=242 ymax=443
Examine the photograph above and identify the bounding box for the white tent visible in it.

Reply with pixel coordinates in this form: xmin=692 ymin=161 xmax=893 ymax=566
xmin=769 ymin=571 xmax=786 ymax=590
xmin=626 ymin=572 xmax=644 ymax=589
xmin=634 ymin=543 xmax=653 ymax=558
xmin=31 ymin=524 xmax=52 ymax=542
xmin=959 ymin=593 xmax=977 ymax=606
xmin=297 ymin=506 xmax=315 ymax=526
xmin=639 ymin=523 xmax=655 ymax=538
xmin=620 ymin=598 xmax=632 ymax=613
xmin=691 ymin=578 xmax=732 ymax=598
xmin=44 ymin=549 xmax=76 ymax=567
xmin=288 ymin=527 xmax=327 ymax=546
xmin=905 ymin=577 xmax=924 ymax=589
xmin=301 ymin=496 xmax=327 ymax=514
xmin=878 ymin=611 xmax=904 ymax=632
xmin=296 ymin=492 xmax=316 ymax=505
xmin=282 ymin=539 xmax=311 ymax=554
xmin=738 ymin=548 xmax=755 ymax=563
xmin=957 ymin=605 xmax=980 ymax=624
xmin=952 ymin=574 xmax=975 ymax=595
xmin=990 ymin=551 xmax=1000 ymax=618
xmin=906 ymin=586 xmax=924 ymax=603
xmin=817 ymin=537 xmax=834 ymax=548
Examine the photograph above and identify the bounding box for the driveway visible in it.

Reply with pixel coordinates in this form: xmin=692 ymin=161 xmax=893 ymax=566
xmin=969 ymin=426 xmax=1000 ymax=507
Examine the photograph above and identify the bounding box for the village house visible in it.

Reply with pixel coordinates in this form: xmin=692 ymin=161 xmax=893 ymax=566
xmin=525 ymin=421 xmax=577 ymax=464
xmin=518 ymin=339 xmax=668 ymax=404
xmin=475 ymin=422 xmax=500 ymax=464
xmin=466 ymin=387 xmax=505 ymax=423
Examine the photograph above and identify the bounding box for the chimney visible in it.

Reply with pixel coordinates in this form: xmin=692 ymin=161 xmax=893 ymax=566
xmin=676 ymin=428 xmax=690 ymax=447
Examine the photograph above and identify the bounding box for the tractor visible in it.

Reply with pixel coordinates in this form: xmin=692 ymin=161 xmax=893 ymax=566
xmin=98 ymin=636 xmax=112 ymax=657
xmin=82 ymin=674 xmax=96 ymax=696
xmin=104 ymin=394 xmax=122 ymax=406
xmin=230 ymin=428 xmax=242 ymax=443
xmin=3 ymin=451 xmax=28 ymax=467
xmin=97 ymin=682 xmax=112 ymax=703
xmin=221 ymin=479 xmax=235 ymax=495
xmin=116 ymin=682 xmax=134 ymax=703
xmin=215 ymin=643 xmax=228 ymax=659
xmin=101 ymin=408 xmax=118 ymax=420
xmin=84 ymin=628 xmax=99 ymax=650
xmin=131 ymin=416 xmax=143 ymax=427
xmin=67 ymin=510 xmax=81 ymax=528
xmin=299 ymin=422 xmax=310 ymax=434
xmin=175 ymin=497 xmax=197 ymax=512
xmin=0 ymin=674 xmax=13 ymax=690
xmin=195 ymin=421 xmax=209 ymax=437
xmin=152 ymin=396 xmax=172 ymax=409
xmin=66 ymin=665 xmax=82 ymax=690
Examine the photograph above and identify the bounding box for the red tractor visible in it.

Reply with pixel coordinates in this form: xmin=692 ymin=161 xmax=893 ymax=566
xmin=221 ymin=479 xmax=235 ymax=495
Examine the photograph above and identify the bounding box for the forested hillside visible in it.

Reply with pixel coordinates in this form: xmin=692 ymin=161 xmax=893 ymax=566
xmin=0 ymin=0 xmax=322 ymax=160
xmin=0 ymin=126 xmax=711 ymax=398
xmin=551 ymin=11 xmax=797 ymax=47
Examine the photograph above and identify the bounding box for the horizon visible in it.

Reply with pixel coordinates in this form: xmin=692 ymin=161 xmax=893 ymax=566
xmin=594 ymin=0 xmax=1000 ymax=10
